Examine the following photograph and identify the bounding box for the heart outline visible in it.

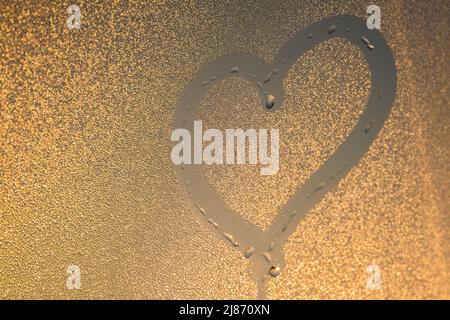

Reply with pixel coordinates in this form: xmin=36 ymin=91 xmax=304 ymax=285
xmin=173 ymin=15 xmax=397 ymax=298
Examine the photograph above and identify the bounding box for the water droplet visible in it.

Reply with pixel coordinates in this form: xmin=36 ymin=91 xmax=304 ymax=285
xmin=211 ymin=76 xmax=217 ymax=81
xmin=307 ymin=33 xmax=314 ymax=39
xmin=195 ymin=202 xmax=206 ymax=215
xmin=244 ymin=246 xmax=255 ymax=259
xmin=223 ymin=231 xmax=232 ymax=240
xmin=328 ymin=24 xmax=337 ymax=34
xmin=308 ymin=182 xmax=325 ymax=198
xmin=266 ymin=94 xmax=275 ymax=109
xmin=262 ymin=252 xmax=272 ymax=263
xmin=268 ymin=242 xmax=274 ymax=251
xmin=361 ymin=36 xmax=375 ymax=50
xmin=364 ymin=118 xmax=375 ymax=134
xmin=230 ymin=66 xmax=240 ymax=73
xmin=282 ymin=211 xmax=296 ymax=231
xmin=263 ymin=69 xmax=278 ymax=83
xmin=269 ymin=266 xmax=281 ymax=277
xmin=330 ymin=164 xmax=346 ymax=180
xmin=207 ymin=218 xmax=219 ymax=228
xmin=201 ymin=81 xmax=209 ymax=87
xmin=315 ymin=182 xmax=325 ymax=191
xmin=223 ymin=232 xmax=239 ymax=247
xmin=256 ymin=82 xmax=263 ymax=92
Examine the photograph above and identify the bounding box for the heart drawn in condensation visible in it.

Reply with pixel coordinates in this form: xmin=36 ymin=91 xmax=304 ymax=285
xmin=173 ymin=15 xmax=397 ymax=298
